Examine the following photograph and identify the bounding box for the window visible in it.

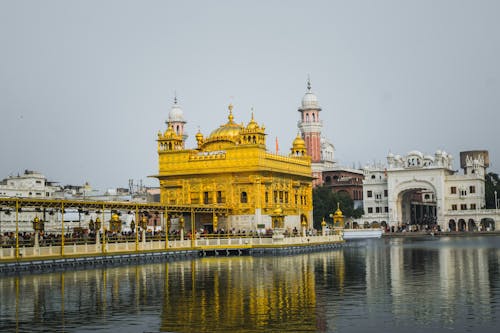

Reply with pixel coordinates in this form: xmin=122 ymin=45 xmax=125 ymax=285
xmin=469 ymin=186 xmax=476 ymax=194
xmin=460 ymin=204 xmax=467 ymax=210
xmin=274 ymin=191 xmax=278 ymax=203
xmin=450 ymin=186 xmax=457 ymax=194
xmin=376 ymin=207 xmax=381 ymax=213
xmin=36 ymin=180 xmax=41 ymax=184
xmin=452 ymin=204 xmax=457 ymax=210
xmin=460 ymin=189 xmax=467 ymax=196
xmin=217 ymin=191 xmax=223 ymax=203
xmin=265 ymin=192 xmax=269 ymax=203
xmin=375 ymin=193 xmax=382 ymax=200
xmin=203 ymin=191 xmax=209 ymax=204
xmin=384 ymin=190 xmax=388 ymax=197
xmin=240 ymin=192 xmax=248 ymax=203
xmin=367 ymin=207 xmax=373 ymax=213
xmin=384 ymin=206 xmax=389 ymax=213
xmin=285 ymin=192 xmax=289 ymax=204
xmin=367 ymin=190 xmax=373 ymax=198
xmin=470 ymin=203 xmax=476 ymax=210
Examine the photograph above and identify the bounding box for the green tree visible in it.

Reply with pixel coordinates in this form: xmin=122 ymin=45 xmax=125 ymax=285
xmin=312 ymin=186 xmax=363 ymax=229
xmin=485 ymin=172 xmax=500 ymax=208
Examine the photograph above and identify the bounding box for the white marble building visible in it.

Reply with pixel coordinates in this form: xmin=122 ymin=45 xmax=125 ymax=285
xmin=0 ymin=170 xmax=60 ymax=199
xmin=361 ymin=150 xmax=497 ymax=231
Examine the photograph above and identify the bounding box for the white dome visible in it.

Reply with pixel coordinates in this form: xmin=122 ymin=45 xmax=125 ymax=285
xmin=407 ymin=150 xmax=423 ymax=158
xmin=301 ymin=91 xmax=319 ymax=109
xmin=168 ymin=99 xmax=184 ymax=122
xmin=300 ymin=78 xmax=320 ymax=109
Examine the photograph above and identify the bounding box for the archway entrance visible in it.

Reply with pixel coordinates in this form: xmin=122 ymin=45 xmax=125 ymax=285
xmin=458 ymin=219 xmax=466 ymax=231
xmin=396 ymin=188 xmax=437 ymax=231
xmin=480 ymin=218 xmax=496 ymax=231
xmin=468 ymin=219 xmax=476 ymax=232
xmin=449 ymin=219 xmax=456 ymax=231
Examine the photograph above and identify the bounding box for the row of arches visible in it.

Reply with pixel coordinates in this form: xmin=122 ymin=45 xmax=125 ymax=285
xmin=448 ymin=218 xmax=495 ymax=231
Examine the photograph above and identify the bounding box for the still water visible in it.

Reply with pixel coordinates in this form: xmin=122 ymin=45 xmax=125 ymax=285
xmin=1 ymin=236 xmax=500 ymax=333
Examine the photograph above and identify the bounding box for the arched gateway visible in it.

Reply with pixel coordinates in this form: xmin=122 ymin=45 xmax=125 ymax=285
xmin=362 ymin=150 xmax=498 ymax=232
xmin=390 ymin=179 xmax=440 ymax=230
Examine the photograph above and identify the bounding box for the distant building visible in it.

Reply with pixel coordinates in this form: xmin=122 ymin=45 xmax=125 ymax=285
xmin=321 ymin=168 xmax=364 ymax=208
xmin=0 ymin=170 xmax=59 ymax=199
xmin=360 ymin=150 xmax=497 ymax=231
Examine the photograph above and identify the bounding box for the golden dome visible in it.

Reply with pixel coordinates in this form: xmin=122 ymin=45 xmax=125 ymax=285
xmin=208 ymin=104 xmax=243 ymax=141
xmin=334 ymin=203 xmax=343 ymax=217
xmin=163 ymin=123 xmax=176 ymax=138
xmin=292 ymin=133 xmax=306 ymax=149
xmin=246 ymin=112 xmax=259 ymax=130
xmin=111 ymin=213 xmax=120 ymax=221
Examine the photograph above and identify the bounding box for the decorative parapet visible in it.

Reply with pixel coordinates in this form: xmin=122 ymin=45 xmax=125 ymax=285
xmin=189 ymin=150 xmax=227 ymax=161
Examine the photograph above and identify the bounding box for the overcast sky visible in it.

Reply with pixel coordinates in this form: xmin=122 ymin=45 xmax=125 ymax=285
xmin=1 ymin=0 xmax=499 ymax=190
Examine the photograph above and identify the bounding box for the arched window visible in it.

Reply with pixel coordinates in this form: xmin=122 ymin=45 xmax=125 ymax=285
xmin=306 ymin=113 xmax=310 ymax=121
xmin=240 ymin=192 xmax=248 ymax=203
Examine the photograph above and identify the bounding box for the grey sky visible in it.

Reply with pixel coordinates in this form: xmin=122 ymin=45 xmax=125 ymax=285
xmin=1 ymin=0 xmax=499 ymax=190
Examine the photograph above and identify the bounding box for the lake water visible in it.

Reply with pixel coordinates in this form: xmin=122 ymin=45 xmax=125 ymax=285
xmin=1 ymin=236 xmax=500 ymax=332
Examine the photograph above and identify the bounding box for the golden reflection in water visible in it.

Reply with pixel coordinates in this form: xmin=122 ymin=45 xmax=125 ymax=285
xmin=159 ymin=256 xmax=321 ymax=332
xmin=0 ymin=252 xmax=345 ymax=332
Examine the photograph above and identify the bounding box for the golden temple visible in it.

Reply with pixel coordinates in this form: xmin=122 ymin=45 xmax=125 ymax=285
xmin=154 ymin=103 xmax=314 ymax=233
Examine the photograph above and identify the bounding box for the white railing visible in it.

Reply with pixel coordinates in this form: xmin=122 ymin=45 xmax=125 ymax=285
xmin=0 ymin=234 xmax=343 ymax=260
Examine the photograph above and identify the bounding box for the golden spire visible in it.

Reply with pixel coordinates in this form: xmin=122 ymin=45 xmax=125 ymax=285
xmin=228 ymin=103 xmax=234 ymax=124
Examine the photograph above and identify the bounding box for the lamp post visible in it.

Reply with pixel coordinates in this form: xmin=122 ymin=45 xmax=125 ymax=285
xmin=95 ymin=216 xmax=101 ymax=246
xmin=140 ymin=215 xmax=148 ymax=247
xmin=32 ymin=216 xmax=44 ymax=249
xmin=179 ymin=215 xmax=185 ymax=241
xmin=495 ymin=190 xmax=498 ymax=213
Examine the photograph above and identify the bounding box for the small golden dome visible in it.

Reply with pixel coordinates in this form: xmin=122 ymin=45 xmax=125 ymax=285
xmin=334 ymin=203 xmax=343 ymax=217
xmin=292 ymin=133 xmax=306 ymax=149
xmin=246 ymin=112 xmax=259 ymax=130
xmin=163 ymin=123 xmax=176 ymax=138
xmin=111 ymin=213 xmax=120 ymax=221
xmin=195 ymin=130 xmax=203 ymax=139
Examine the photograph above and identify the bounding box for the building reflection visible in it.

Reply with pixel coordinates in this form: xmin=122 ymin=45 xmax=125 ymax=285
xmin=376 ymin=237 xmax=497 ymax=326
xmin=160 ymin=256 xmax=320 ymax=332
xmin=0 ymin=253 xmax=349 ymax=333
xmin=2 ymin=239 xmax=497 ymax=332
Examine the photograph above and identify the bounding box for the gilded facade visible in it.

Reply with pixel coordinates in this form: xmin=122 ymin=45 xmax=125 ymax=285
xmin=154 ymin=102 xmax=313 ymax=232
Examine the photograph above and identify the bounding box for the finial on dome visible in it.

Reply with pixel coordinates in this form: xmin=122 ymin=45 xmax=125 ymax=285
xmin=228 ymin=103 xmax=234 ymax=123
xmin=307 ymin=75 xmax=311 ymax=92
xmin=174 ymin=91 xmax=178 ymax=104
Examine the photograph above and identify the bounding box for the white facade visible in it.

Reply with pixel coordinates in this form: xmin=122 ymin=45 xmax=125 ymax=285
xmin=361 ymin=150 xmax=497 ymax=231
xmin=0 ymin=170 xmax=59 ymax=199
